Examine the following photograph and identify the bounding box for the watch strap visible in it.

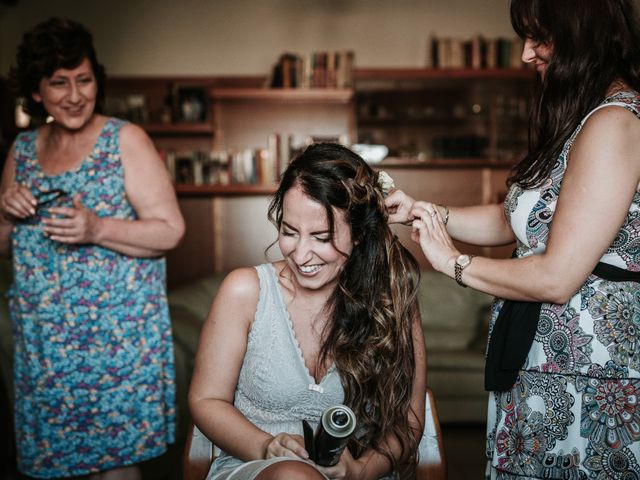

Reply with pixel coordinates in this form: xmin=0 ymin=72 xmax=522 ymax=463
xmin=454 ymin=255 xmax=475 ymax=287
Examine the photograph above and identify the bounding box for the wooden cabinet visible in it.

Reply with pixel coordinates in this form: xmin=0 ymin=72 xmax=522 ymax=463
xmin=355 ymin=68 xmax=535 ymax=165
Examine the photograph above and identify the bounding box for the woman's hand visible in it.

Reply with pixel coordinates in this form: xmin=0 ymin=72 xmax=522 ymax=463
xmin=411 ymin=202 xmax=459 ymax=272
xmin=384 ymin=189 xmax=416 ymax=224
xmin=316 ymin=447 xmax=364 ymax=480
xmin=0 ymin=184 xmax=36 ymax=222
xmin=42 ymin=195 xmax=102 ymax=244
xmin=264 ymin=433 xmax=310 ymax=460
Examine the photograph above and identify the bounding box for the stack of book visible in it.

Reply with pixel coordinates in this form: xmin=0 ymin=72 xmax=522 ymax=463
xmin=160 ymin=133 xmax=350 ymax=186
xmin=426 ymin=35 xmax=526 ymax=69
xmin=159 ymin=133 xmax=299 ymax=186
xmin=270 ymin=51 xmax=355 ymax=89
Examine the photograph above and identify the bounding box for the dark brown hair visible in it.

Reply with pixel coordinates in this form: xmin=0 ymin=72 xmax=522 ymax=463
xmin=509 ymin=0 xmax=640 ymax=188
xmin=268 ymin=143 xmax=422 ymax=470
xmin=9 ymin=17 xmax=106 ymax=120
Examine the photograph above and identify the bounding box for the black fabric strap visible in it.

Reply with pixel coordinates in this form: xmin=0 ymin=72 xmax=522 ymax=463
xmin=485 ymin=261 xmax=640 ymax=392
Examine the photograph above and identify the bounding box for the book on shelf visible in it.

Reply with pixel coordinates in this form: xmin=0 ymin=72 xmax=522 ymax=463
xmin=426 ymin=35 xmax=526 ymax=69
xmin=270 ymin=50 xmax=355 ymax=89
xmin=161 ymin=132 xmax=342 ymax=188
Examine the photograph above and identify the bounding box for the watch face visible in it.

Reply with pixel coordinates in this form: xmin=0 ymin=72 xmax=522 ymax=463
xmin=457 ymin=254 xmax=471 ymax=268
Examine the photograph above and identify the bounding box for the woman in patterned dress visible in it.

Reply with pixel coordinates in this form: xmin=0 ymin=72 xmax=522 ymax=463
xmin=189 ymin=143 xmax=427 ymax=480
xmin=385 ymin=0 xmax=640 ymax=478
xmin=0 ymin=18 xmax=185 ymax=479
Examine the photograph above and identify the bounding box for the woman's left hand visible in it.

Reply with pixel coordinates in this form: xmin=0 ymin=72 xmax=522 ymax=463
xmin=410 ymin=201 xmax=459 ymax=272
xmin=315 ymin=448 xmax=364 ymax=480
xmin=42 ymin=195 xmax=102 ymax=244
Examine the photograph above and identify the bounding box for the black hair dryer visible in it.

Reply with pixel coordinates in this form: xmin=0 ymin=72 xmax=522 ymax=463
xmin=303 ymin=404 xmax=357 ymax=467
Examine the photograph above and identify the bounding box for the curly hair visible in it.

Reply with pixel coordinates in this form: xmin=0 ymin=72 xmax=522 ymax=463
xmin=268 ymin=143 xmax=422 ymax=471
xmin=508 ymin=0 xmax=640 ymax=188
xmin=9 ymin=17 xmax=106 ymax=120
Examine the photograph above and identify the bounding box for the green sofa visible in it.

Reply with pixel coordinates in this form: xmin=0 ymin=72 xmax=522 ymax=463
xmin=0 ymin=263 xmax=491 ymax=473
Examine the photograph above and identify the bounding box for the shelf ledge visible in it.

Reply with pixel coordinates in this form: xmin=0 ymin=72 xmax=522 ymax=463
xmin=175 ymin=183 xmax=277 ymax=196
xmin=210 ymin=88 xmax=354 ymax=104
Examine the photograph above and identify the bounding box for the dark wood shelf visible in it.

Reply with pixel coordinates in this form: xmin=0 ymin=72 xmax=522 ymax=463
xmin=210 ymin=88 xmax=354 ymax=104
xmin=375 ymin=156 xmax=517 ymax=168
xmin=143 ymin=123 xmax=214 ymax=135
xmin=359 ymin=116 xmax=487 ymax=126
xmin=355 ymin=67 xmax=536 ymax=81
xmin=175 ymin=183 xmax=277 ymax=196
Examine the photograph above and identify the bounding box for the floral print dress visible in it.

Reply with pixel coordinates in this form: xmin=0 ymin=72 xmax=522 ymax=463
xmin=486 ymin=91 xmax=640 ymax=479
xmin=10 ymin=118 xmax=176 ymax=478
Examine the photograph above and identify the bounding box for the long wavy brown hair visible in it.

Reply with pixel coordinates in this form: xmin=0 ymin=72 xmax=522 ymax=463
xmin=509 ymin=0 xmax=640 ymax=188
xmin=268 ymin=143 xmax=422 ymax=471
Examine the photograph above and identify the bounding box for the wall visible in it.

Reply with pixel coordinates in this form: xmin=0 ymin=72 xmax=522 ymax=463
xmin=0 ymin=0 xmax=515 ymax=75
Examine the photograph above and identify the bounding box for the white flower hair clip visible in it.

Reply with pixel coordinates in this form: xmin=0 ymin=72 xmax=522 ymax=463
xmin=377 ymin=171 xmax=395 ymax=197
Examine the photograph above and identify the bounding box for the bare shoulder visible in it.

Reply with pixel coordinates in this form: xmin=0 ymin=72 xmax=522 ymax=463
xmin=580 ymin=104 xmax=640 ymax=145
xmin=119 ymin=122 xmax=157 ymax=160
xmin=216 ymin=266 xmax=261 ymax=307
xmin=573 ymin=104 xmax=640 ymax=168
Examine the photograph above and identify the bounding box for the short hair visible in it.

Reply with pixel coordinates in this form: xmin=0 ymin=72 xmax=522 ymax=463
xmin=9 ymin=17 xmax=106 ymax=119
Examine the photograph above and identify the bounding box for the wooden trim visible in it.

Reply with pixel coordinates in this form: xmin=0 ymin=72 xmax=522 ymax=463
xmin=210 ymin=88 xmax=354 ymax=104
xmin=376 ymin=157 xmax=516 ymax=169
xmin=354 ymin=67 xmax=536 ymax=81
xmin=175 ymin=184 xmax=277 ymax=196
xmin=143 ymin=123 xmax=214 ymax=135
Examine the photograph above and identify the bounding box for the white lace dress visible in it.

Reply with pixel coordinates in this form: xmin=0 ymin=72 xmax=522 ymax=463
xmin=207 ymin=263 xmax=344 ymax=479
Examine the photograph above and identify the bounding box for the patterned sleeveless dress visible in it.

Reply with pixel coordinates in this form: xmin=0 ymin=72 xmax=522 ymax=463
xmin=10 ymin=118 xmax=176 ymax=478
xmin=486 ymin=91 xmax=640 ymax=479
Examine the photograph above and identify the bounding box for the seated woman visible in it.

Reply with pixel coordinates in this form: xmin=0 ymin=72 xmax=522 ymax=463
xmin=188 ymin=143 xmax=427 ymax=480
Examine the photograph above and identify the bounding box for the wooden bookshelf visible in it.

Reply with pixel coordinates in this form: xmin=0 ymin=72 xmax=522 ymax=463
xmin=98 ymin=71 xmax=534 ymax=285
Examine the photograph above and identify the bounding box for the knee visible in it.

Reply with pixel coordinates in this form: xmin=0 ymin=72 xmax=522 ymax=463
xmin=257 ymin=459 xmax=324 ymax=480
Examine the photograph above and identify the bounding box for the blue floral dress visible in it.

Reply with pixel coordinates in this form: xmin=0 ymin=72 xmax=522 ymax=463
xmin=486 ymin=91 xmax=640 ymax=479
xmin=10 ymin=118 xmax=176 ymax=478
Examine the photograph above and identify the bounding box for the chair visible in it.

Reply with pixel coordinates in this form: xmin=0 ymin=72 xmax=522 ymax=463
xmin=183 ymin=387 xmax=446 ymax=480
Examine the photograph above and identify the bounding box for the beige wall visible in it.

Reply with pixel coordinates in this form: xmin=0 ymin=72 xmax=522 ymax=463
xmin=0 ymin=0 xmax=515 ymax=76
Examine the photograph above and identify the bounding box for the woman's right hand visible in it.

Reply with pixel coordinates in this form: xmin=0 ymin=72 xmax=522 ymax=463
xmin=264 ymin=433 xmax=310 ymax=460
xmin=0 ymin=184 xmax=36 ymax=222
xmin=384 ymin=189 xmax=416 ymax=224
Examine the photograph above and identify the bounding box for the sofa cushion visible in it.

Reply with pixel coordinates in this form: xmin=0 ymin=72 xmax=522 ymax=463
xmin=168 ymin=274 xmax=225 ymax=323
xmin=417 ymin=270 xmax=492 ymax=351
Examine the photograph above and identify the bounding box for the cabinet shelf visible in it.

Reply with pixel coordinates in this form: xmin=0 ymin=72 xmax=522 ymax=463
xmin=377 ymin=156 xmax=518 ymax=169
xmin=211 ymin=88 xmax=354 ymax=104
xmin=175 ymin=183 xmax=277 ymax=196
xmin=359 ymin=116 xmax=486 ymax=126
xmin=355 ymin=67 xmax=536 ymax=81
xmin=143 ymin=123 xmax=214 ymax=135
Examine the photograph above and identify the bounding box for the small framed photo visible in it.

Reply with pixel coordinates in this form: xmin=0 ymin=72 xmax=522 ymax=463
xmin=176 ymin=86 xmax=208 ymax=123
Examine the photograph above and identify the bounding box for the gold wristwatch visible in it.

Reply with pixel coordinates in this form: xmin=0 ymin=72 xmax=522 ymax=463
xmin=454 ymin=254 xmax=475 ymax=287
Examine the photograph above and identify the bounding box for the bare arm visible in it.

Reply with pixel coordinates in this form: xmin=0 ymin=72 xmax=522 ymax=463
xmin=413 ymin=106 xmax=640 ymax=303
xmin=43 ymin=124 xmax=185 ymax=257
xmin=385 ymin=190 xmax=515 ymax=247
xmin=189 ymin=267 xmax=310 ymax=462
xmin=0 ymin=142 xmax=39 ymax=258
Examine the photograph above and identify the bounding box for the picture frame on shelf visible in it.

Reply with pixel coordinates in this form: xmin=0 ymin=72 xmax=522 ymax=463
xmin=176 ymin=86 xmax=208 ymax=123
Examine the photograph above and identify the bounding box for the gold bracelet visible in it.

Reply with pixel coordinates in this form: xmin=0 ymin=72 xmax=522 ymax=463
xmin=440 ymin=205 xmax=450 ymax=225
